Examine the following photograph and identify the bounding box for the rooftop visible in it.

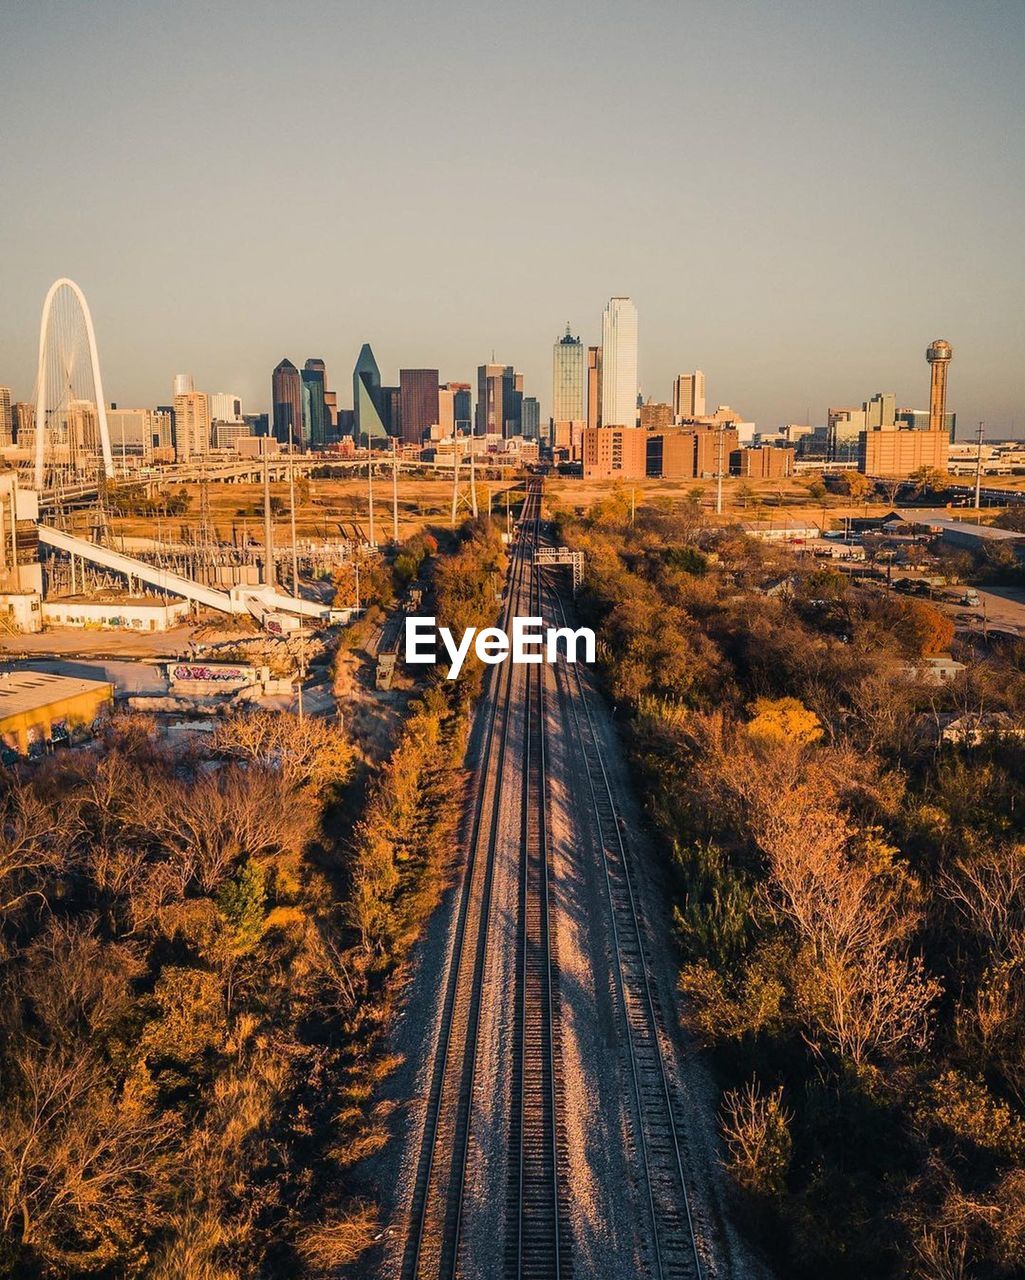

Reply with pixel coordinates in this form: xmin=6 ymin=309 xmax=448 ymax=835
xmin=884 ymin=511 xmax=1025 ymax=541
xmin=0 ymin=671 xmax=113 ymax=719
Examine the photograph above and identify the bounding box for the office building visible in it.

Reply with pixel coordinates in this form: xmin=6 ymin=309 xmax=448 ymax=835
xmin=400 ymin=369 xmax=440 ymax=445
xmin=639 ymin=400 xmax=673 ymax=430
xmin=106 ymin=408 xmax=172 ymax=462
xmin=324 ymin=388 xmax=338 ymax=432
xmin=211 ymin=393 xmax=243 ymax=423
xmin=673 ymin=371 xmax=706 ymax=421
xmin=172 ymin=373 xmax=194 ymax=398
xmin=12 ymin=403 xmax=34 ymax=446
xmin=271 ymin=359 xmax=303 ymax=450
xmin=897 ymin=408 xmax=957 ymax=440
xmin=581 ymin=426 xmax=647 ymax=479
xmin=586 ymin=346 xmax=602 ymax=430
xmin=552 ymin=326 xmax=585 ymax=424
xmin=521 ymin=396 xmax=541 ymax=440
xmin=477 ymin=363 xmax=523 ymax=438
xmin=212 ymin=421 xmax=254 ymax=450
xmin=865 ymin=392 xmax=897 ymax=430
xmin=353 ymin=344 xmax=388 ymax=443
xmin=302 ymin=359 xmax=328 ymax=450
xmin=378 ymin=386 xmax=400 ymax=437
xmin=827 ymin=408 xmax=866 ymax=462
xmin=600 ymin=297 xmax=638 ymax=428
xmin=551 ymin=420 xmax=585 ymax=460
xmin=0 ymin=388 xmax=11 ymax=445
xmin=447 ymin=383 xmax=472 ymax=435
xmin=172 ymin=391 xmax=211 ymax=461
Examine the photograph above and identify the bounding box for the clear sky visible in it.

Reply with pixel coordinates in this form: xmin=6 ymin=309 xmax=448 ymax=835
xmin=1 ymin=0 xmax=1022 ymax=434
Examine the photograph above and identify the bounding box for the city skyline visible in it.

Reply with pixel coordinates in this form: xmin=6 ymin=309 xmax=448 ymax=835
xmin=1 ymin=1 xmax=1022 ymax=433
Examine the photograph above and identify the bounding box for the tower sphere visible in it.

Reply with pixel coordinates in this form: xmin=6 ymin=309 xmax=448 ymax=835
xmin=927 ymin=339 xmax=953 ymax=363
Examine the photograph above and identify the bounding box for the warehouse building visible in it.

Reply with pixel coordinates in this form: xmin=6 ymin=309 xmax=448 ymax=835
xmin=0 ymin=670 xmax=113 ymax=756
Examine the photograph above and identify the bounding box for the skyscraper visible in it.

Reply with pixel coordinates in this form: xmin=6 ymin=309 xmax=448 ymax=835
xmin=476 ymin=363 xmax=523 ymax=437
xmin=673 ymin=371 xmax=706 ymax=421
xmin=600 ymin=298 xmax=638 ymax=428
xmin=271 ymin=359 xmax=302 ymax=449
xmin=353 ymin=344 xmax=388 ymax=444
xmin=172 ymin=373 xmax=194 ymax=398
xmin=586 ymin=346 xmax=602 ymax=430
xmin=521 ymin=397 xmax=541 ymax=440
xmin=211 ymin=393 xmax=243 ymax=422
xmin=399 ymin=369 xmax=440 ymax=445
xmin=552 ymin=325 xmax=585 ymax=424
xmin=450 ymin=383 xmax=472 ymax=435
xmin=0 ymin=387 xmax=11 ymax=446
xmin=302 ymin=358 xmax=327 ymax=450
xmin=172 ymin=391 xmax=211 ymax=462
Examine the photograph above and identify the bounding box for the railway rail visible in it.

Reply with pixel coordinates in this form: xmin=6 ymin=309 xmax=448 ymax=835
xmin=403 ymin=481 xmax=568 ymax=1280
xmin=545 ymin=571 xmax=705 ymax=1280
xmin=506 ymin=508 xmax=571 ymax=1279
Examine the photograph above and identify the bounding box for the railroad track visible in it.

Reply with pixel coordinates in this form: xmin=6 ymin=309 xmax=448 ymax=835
xmin=506 ymin=526 xmax=571 ymax=1279
xmin=404 ymin=482 xmax=569 ymax=1280
xmin=545 ymin=574 xmax=705 ymax=1280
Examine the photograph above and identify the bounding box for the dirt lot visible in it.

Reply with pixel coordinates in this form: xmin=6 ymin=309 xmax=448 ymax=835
xmin=546 ymin=473 xmax=881 ymax=529
xmin=94 ymin=476 xmax=526 ymax=546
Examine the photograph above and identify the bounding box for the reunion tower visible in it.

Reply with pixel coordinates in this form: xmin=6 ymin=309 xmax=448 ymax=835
xmin=926 ymin=339 xmax=953 ymax=433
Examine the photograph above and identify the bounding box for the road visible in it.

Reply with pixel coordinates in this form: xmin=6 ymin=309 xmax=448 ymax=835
xmin=373 ymin=482 xmax=768 ymax=1280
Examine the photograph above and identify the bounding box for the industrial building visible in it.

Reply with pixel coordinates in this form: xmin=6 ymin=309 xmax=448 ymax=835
xmin=0 ymin=670 xmax=113 ymax=756
xmin=581 ymin=426 xmax=647 ymax=479
xmin=732 ymin=445 xmax=795 ymax=480
xmin=41 ymin=596 xmax=190 ymax=631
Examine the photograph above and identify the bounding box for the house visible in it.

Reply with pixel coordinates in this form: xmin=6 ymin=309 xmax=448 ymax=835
xmin=940 ymin=712 xmax=1025 ymax=746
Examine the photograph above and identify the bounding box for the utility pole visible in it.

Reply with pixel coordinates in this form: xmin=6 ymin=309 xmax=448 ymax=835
xmin=451 ymin=433 xmax=461 ymax=527
xmin=630 ymin=488 xmax=636 ymax=524
xmin=367 ymin=436 xmax=375 ymax=545
xmin=262 ymin=448 xmax=274 ymax=587
xmin=391 ymin=435 xmax=399 ymax=543
xmin=974 ymin=420 xmax=985 ymax=516
xmin=715 ymin=425 xmax=725 ymax=516
xmin=287 ymin=434 xmax=299 ymax=598
xmin=470 ymin=440 xmax=478 ymax=517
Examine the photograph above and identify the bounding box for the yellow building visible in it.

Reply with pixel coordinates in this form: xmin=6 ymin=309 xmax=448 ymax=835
xmin=859 ymin=427 xmax=949 ymax=478
xmin=0 ymin=671 xmax=113 ymax=756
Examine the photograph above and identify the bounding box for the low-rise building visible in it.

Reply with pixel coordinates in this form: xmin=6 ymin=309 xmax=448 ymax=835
xmin=0 ymin=670 xmax=113 ymax=755
xmin=732 ymin=445 xmax=795 ymax=479
xmin=42 ymin=596 xmax=190 ymax=631
xmin=581 ymin=426 xmax=647 ymax=480
xmin=0 ymin=591 xmax=42 ymax=633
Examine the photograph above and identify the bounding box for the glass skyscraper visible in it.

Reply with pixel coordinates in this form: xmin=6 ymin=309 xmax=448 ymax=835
xmin=271 ymin=358 xmax=302 ymax=449
xmin=521 ymin=396 xmax=541 ymax=440
xmin=552 ymin=325 xmax=585 ymax=424
xmin=353 ymin=343 xmax=388 ymax=444
xmin=302 ymin=358 xmax=327 ymax=450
